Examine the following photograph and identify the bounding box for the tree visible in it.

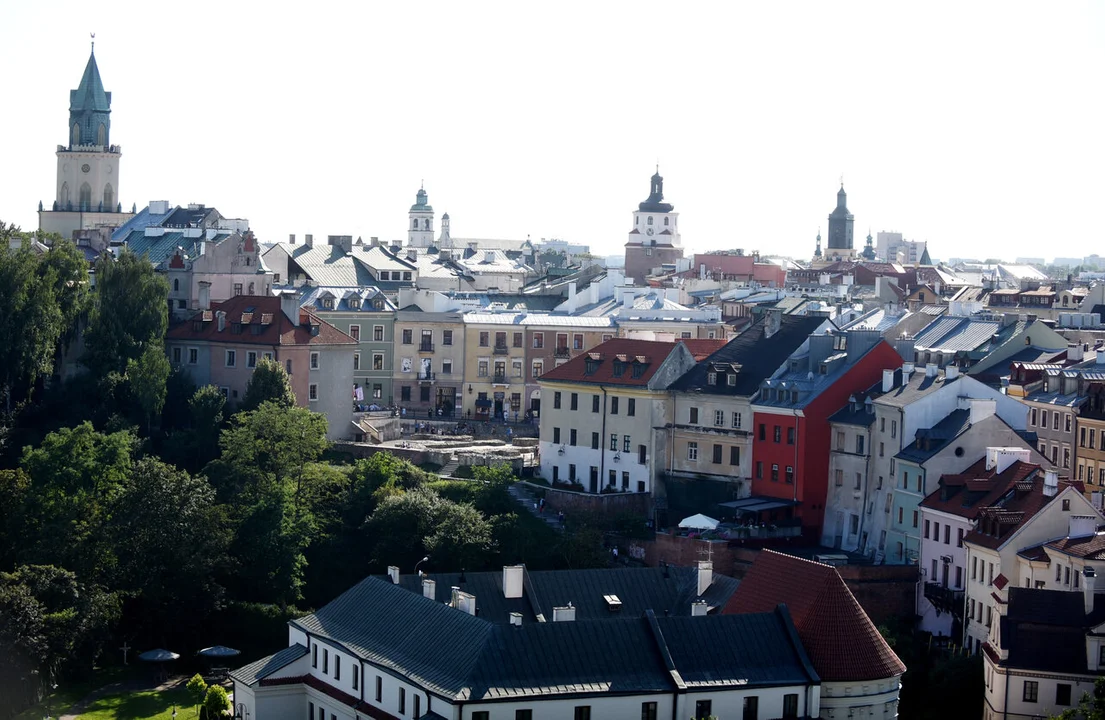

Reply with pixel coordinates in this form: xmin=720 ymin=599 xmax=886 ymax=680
xmin=0 ymin=240 xmax=64 ymax=410
xmin=186 ymin=673 xmax=207 ymax=718
xmin=83 ymin=248 xmax=168 ymax=377
xmin=1052 ymin=676 xmax=1105 ymax=719
xmin=203 ymin=684 xmax=231 ymax=717
xmin=240 ymin=357 xmax=296 ymax=411
xmin=365 ymin=488 xmax=494 ymax=572
xmin=126 ymin=341 xmax=170 ymax=434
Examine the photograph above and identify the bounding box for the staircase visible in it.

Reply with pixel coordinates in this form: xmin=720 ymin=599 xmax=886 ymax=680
xmin=508 ymin=482 xmax=563 ymax=531
xmin=438 ymin=459 xmax=461 ymax=478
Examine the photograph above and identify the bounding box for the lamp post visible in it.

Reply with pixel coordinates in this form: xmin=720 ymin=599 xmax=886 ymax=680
xmin=414 ymin=555 xmax=430 ymax=577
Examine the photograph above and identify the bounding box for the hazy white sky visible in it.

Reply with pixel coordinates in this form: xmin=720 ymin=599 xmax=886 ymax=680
xmin=3 ymin=1 xmax=1104 ymax=263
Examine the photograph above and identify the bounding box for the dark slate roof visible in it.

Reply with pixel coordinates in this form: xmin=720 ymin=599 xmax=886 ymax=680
xmin=396 ymin=566 xmax=739 ymax=625
xmin=896 ymin=409 xmax=971 ymax=464
xmin=269 ymin=574 xmax=811 ymax=702
xmin=229 ymin=643 xmax=307 ymax=684
xmin=828 ymin=394 xmax=878 ymax=427
xmin=671 ymin=315 xmax=826 ymax=396
xmin=1000 ymin=588 xmax=1105 ymax=674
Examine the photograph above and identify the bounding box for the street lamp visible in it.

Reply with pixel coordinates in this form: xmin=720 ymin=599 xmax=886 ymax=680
xmin=414 ymin=555 xmax=430 ymax=577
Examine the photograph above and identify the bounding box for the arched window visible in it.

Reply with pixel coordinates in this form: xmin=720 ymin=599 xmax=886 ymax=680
xmin=173 ymin=279 xmax=180 ymax=292
xmin=424 ymin=219 xmax=430 ymax=230
xmin=248 ymin=282 xmax=255 ymax=295
xmin=102 ymin=184 xmax=114 ymax=211
xmin=61 ymin=182 xmax=70 ymax=205
xmin=79 ymin=183 xmax=92 ymax=209
xmin=664 ymin=217 xmax=669 ymax=226
xmin=412 ymin=219 xmax=418 ymax=230
xmin=647 ymin=217 xmax=653 ymax=226
xmin=97 ymin=124 xmax=106 ymax=146
xmin=71 ymin=124 xmax=80 ymax=146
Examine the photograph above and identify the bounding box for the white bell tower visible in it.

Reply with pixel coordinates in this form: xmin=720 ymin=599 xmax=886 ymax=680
xmin=407 ymin=184 xmax=435 ymax=248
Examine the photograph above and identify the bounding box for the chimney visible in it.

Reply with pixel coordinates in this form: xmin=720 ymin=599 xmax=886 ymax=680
xmin=552 ymin=604 xmax=576 ymax=622
xmin=387 ymin=566 xmax=400 ymax=584
xmin=946 ymin=364 xmax=960 ymax=380
xmin=279 ymin=290 xmax=301 ymax=324
xmin=985 ymin=446 xmax=1031 ymax=473
xmin=198 ymin=282 xmax=211 ymax=311
xmin=305 ymin=234 xmax=314 ymax=247
xmin=370 ymin=236 xmax=380 ymax=247
xmin=691 ymin=600 xmax=708 ymax=617
xmin=566 ymin=282 xmax=577 ymax=314
xmin=969 ymin=398 xmax=997 ymax=425
xmin=882 ymin=369 xmax=896 ymax=393
xmin=902 ymin=361 xmax=915 ymax=378
xmin=509 ymin=612 xmax=523 ymax=627
xmin=406 ymin=249 xmax=418 ymax=262
xmin=216 ymin=310 xmax=226 ymax=332
xmin=1085 ymin=567 xmax=1097 ymax=616
xmin=421 ymin=577 xmax=436 ymax=600
xmin=450 ymin=587 xmax=477 ymax=615
xmin=1044 ymin=469 xmax=1059 ymax=497
xmin=1069 ymin=343 xmax=1085 ymax=363
xmin=502 ymin=565 xmax=524 ymax=599
xmin=765 ymin=307 xmax=782 ymax=338
xmin=926 ymin=363 xmax=938 ymax=378
xmin=697 ymin=560 xmax=713 ymax=596
xmin=894 ymin=335 xmax=916 ymax=362
xmin=1069 ymin=515 xmax=1097 ymax=539
xmin=288 ymin=233 xmax=296 ymax=244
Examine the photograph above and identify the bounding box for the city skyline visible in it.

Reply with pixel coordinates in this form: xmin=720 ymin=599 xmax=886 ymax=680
xmin=3 ymin=1 xmax=1104 ymax=262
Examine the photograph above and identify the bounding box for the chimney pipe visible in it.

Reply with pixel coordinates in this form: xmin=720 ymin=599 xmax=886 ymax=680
xmin=1044 ymin=470 xmax=1059 ymax=497
xmin=1085 ymin=567 xmax=1097 ymax=616
xmin=288 ymin=233 xmax=296 ymax=244
xmin=502 ymin=565 xmax=524 ymax=599
xmin=387 ymin=566 xmax=400 ymax=584
xmin=305 ymin=234 xmax=314 ymax=247
xmin=198 ymin=282 xmax=211 ymax=311
xmin=552 ymin=604 xmax=576 ymax=622
xmin=422 ymin=577 xmax=436 ymax=600
xmin=946 ymin=364 xmax=960 ymax=380
xmin=509 ymin=612 xmax=523 ymax=627
xmin=697 ymin=560 xmax=713 ymax=596
xmin=882 ymin=369 xmax=895 ymax=393
xmin=691 ymin=600 xmax=708 ymax=617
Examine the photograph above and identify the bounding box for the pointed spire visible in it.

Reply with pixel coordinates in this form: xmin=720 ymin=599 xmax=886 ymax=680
xmin=71 ymin=46 xmax=110 ymax=114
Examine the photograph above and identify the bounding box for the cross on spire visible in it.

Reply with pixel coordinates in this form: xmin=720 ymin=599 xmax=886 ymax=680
xmin=90 ymin=32 xmax=95 ymax=52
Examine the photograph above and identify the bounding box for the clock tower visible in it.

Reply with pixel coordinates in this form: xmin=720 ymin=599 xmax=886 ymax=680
xmin=624 ymin=169 xmax=683 ymax=284
xmin=38 ymin=43 xmax=134 ymax=239
xmin=407 ymin=185 xmax=435 ymax=248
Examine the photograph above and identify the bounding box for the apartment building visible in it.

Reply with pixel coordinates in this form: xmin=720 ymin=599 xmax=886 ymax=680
xmin=521 ymin=314 xmax=614 ymax=418
xmin=393 ymin=308 xmax=466 ymax=416
xmin=462 ymin=313 xmax=527 ymax=421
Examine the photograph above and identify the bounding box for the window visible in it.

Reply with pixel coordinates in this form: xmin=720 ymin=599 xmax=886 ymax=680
xmin=479 ymin=331 xmax=489 ymax=347
xmin=349 ymin=324 xmax=360 ymax=341
xmin=611 ymin=397 xmax=619 ymax=414
xmin=624 ymin=435 xmax=631 ymax=453
xmin=533 ymin=332 xmax=544 ymax=349
xmin=225 ymin=350 xmax=236 ymax=367
xmin=352 ymin=665 xmax=358 ymax=690
xmin=835 ymin=469 xmax=844 ymax=487
xmin=707 ymin=372 xmax=717 ymax=386
xmin=414 ymin=696 xmax=421 ymax=718
xmin=732 ymin=412 xmax=741 ymax=428
xmin=836 ymin=431 xmax=846 ymax=450
xmin=309 ymin=702 xmax=315 ymax=720
xmin=628 ymin=398 xmax=636 ymax=416
xmin=855 ymin=472 xmax=862 ymax=490
xmin=689 ymin=407 xmax=699 ymax=424
xmin=688 ymin=442 xmax=698 ymax=461
xmin=771 ymin=464 xmax=779 ymax=482
xmin=639 ymin=444 xmax=647 ymax=465
xmin=516 ymin=711 xmax=533 ymax=720
xmin=785 ymin=466 xmax=794 ymax=483
xmin=695 ymin=700 xmax=712 ymax=719
xmin=574 ymin=707 xmax=591 ymax=720
xmin=554 ymin=392 xmax=562 ymax=409
xmin=742 ymin=696 xmax=758 ymax=720
xmin=1064 ymin=447 xmax=1071 ymax=468
xmin=1056 ymin=683 xmax=1072 ymax=706
xmin=402 ymin=328 xmax=413 ymax=345
xmin=891 ymin=420 xmax=897 ymax=438
xmin=1023 ymin=680 xmax=1038 ymax=703
xmin=610 ymin=434 xmax=618 ymax=451
xmin=592 ymin=395 xmax=600 ymax=413
xmin=1067 ymin=413 xmax=1073 ymax=432
xmin=553 ymin=427 xmax=561 ymax=444
xmin=172 ymin=346 xmax=182 ymax=364
xmin=309 ymin=384 xmax=318 ymax=401
xmin=570 ymin=393 xmax=578 ymax=411
xmin=376 ymin=675 xmax=382 ymax=702
xmin=246 ymin=350 xmax=257 ymax=368
xmin=782 ymin=693 xmax=799 ymax=719
xmin=569 ymin=429 xmax=577 ymax=446
xmin=514 ymin=332 xmax=524 ymax=348
xmin=641 ymin=702 xmax=658 ymax=720
xmin=310 ymin=352 xmax=319 ymax=369
xmin=774 ymin=425 xmax=782 ymax=443
xmin=372 ymin=324 xmax=384 ymax=341
xmin=322 ymin=648 xmax=328 ymax=673
xmin=756 ymin=461 xmax=763 ymax=479
xmin=233 ymin=283 xmax=243 ymax=296
xmin=399 ymin=687 xmax=406 ymax=714
xmin=532 ymin=360 xmax=543 ymax=378
xmin=713 ymin=409 xmax=724 ymax=426
xmin=188 ymin=347 xmax=198 ymax=364
xmin=353 ymin=353 xmax=361 ymax=371
xmin=400 ymin=386 xmax=410 ymax=401
xmin=711 ymin=444 xmax=722 ymax=464
xmin=591 ymin=432 xmax=600 ymax=450
xmin=730 ymin=446 xmax=739 ymax=466
xmin=758 ymin=423 xmax=766 ymax=441
xmin=924 ymin=519 xmax=930 ymax=539
xmin=957 ymin=528 xmax=964 ymax=547
xmin=856 ymin=435 xmax=865 ymax=454
xmin=334 ymin=654 xmax=340 ymax=680
xmin=312 ymin=643 xmax=318 ymax=667
xmin=1055 ymin=413 xmax=1061 ymax=430
xmin=944 ymin=524 xmax=951 ymax=544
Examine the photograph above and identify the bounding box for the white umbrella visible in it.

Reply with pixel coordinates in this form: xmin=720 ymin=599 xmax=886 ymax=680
xmin=138 ymin=648 xmax=180 ymax=662
xmin=197 ymin=646 xmax=241 ymax=658
xmin=678 ymin=513 xmax=720 ymax=531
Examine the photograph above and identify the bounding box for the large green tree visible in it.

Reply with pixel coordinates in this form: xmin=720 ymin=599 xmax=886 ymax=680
xmin=0 ymin=236 xmax=63 ymax=410
xmin=365 ymin=487 xmax=494 ymax=572
xmin=83 ymin=248 xmax=168 ymax=377
xmin=240 ymin=357 xmax=296 ymax=411
xmin=126 ymin=341 xmax=171 ymax=434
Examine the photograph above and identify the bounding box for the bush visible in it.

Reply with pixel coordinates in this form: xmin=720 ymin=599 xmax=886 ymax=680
xmin=203 ymin=685 xmax=231 ymax=717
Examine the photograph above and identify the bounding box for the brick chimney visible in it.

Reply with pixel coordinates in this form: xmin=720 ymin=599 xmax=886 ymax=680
xmin=697 ymin=560 xmax=713 ymax=596
xmin=279 ymin=290 xmax=301 ymax=324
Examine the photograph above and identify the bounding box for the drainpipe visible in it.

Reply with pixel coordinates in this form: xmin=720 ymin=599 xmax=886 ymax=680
xmin=857 ymin=429 xmax=872 ymax=553
xmin=599 ymin=386 xmax=608 ymax=492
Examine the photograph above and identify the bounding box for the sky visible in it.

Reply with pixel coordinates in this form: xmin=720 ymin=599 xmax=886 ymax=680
xmin=2 ymin=1 xmax=1104 ymax=263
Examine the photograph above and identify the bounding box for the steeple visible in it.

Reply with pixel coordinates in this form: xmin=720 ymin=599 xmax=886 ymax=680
xmin=408 ymin=184 xmax=435 ymax=248
xmin=69 ymin=43 xmax=112 ymax=148
xmin=861 ymin=230 xmax=876 ymax=260
xmin=836 ymin=184 xmax=848 ymax=211
xmin=827 ymin=183 xmax=855 ymax=251
xmin=638 ymin=168 xmax=674 ymax=213
xmin=814 ymin=229 xmax=822 ymax=258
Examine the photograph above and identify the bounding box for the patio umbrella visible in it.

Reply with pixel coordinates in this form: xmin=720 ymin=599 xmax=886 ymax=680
xmin=678 ymin=513 xmax=720 ymax=531
xmin=138 ymin=649 xmax=180 ymax=662
xmin=197 ymin=646 xmax=241 ymax=659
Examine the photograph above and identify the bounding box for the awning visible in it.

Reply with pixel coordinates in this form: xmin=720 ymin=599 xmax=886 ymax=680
xmin=718 ymin=497 xmax=799 ymax=514
xmin=678 ymin=513 xmax=720 ymax=530
xmin=475 ymin=399 xmax=493 ymax=408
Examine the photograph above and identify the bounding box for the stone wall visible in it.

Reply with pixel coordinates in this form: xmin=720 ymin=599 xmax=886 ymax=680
xmin=520 ymin=481 xmax=652 ymax=519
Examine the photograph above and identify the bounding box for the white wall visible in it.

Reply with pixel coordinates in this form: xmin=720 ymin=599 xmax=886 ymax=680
xmin=819 ymin=676 xmax=901 ymax=719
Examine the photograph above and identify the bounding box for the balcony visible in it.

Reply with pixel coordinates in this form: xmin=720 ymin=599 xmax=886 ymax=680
xmin=923 ymin=582 xmax=965 ymax=617
xmin=493 ymin=344 xmax=510 ymax=355
xmin=492 ymin=373 xmax=508 ymax=385
xmin=554 ymin=347 xmax=571 ymax=358
xmin=418 ymin=372 xmax=435 ymax=384
xmin=418 ymin=343 xmax=434 ymax=353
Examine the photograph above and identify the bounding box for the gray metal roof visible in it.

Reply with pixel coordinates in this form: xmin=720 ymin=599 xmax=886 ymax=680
xmin=229 ymin=643 xmax=307 ymax=685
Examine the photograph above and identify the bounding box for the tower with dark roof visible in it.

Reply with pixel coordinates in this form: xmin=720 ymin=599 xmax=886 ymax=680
xmin=826 ymin=184 xmax=855 ymax=259
xmin=624 ymin=168 xmax=683 ymax=284
xmin=408 ymin=184 xmax=435 ymax=248
xmin=39 ymin=43 xmax=134 ymax=238
xmin=861 ymin=231 xmax=876 ymax=261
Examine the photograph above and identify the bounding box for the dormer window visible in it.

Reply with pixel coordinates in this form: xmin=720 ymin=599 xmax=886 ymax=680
xmin=727 ymin=374 xmax=736 ymax=386
xmin=584 ymin=359 xmax=598 ymax=375
xmin=322 ymin=298 xmax=334 ymax=310
xmin=349 ymin=298 xmax=361 ymax=309
xmin=707 ymin=372 xmax=717 ymax=386
xmin=632 ymin=363 xmax=647 ymax=379
xmin=613 ymin=361 xmax=625 ymax=378
xmin=373 ymin=299 xmax=384 ymax=310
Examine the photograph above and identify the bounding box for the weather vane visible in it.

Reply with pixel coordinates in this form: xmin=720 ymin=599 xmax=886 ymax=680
xmin=90 ymin=32 xmax=96 ymax=51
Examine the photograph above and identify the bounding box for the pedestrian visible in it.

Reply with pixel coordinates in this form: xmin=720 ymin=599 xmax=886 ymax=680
xmin=612 ymin=546 xmax=619 ymax=561
xmin=558 ymin=510 xmax=565 ymax=525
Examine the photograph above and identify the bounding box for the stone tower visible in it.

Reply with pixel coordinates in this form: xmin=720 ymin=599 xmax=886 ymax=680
xmin=826 ymin=184 xmax=855 ymax=260
xmin=408 ymin=185 xmax=435 ymax=248
xmin=624 ymin=169 xmax=683 ymax=284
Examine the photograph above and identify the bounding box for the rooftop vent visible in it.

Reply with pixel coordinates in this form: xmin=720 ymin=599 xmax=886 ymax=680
xmin=691 ymin=600 xmax=709 ymax=617
xmin=603 ymin=594 xmax=622 ymax=612
xmin=509 ymin=612 xmax=523 ymax=627
xmin=552 ymin=603 xmax=576 ymax=622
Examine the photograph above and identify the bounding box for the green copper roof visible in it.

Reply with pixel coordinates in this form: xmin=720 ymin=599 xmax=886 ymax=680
xmin=70 ymin=50 xmax=111 ymax=113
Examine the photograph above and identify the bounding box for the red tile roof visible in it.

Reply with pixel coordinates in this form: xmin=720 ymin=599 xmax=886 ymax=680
xmin=722 ymin=550 xmax=905 ymax=682
xmin=963 ymin=476 xmax=1067 ymax=551
xmin=1048 ymin=532 xmax=1105 ymax=560
xmin=539 ymin=338 xmax=722 ymax=387
xmin=919 ymin=459 xmax=1039 ymax=520
xmin=167 ymin=295 xmax=356 ymax=346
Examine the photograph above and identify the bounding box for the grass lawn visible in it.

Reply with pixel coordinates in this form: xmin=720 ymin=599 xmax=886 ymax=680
xmin=12 ymin=666 xmax=129 ymax=720
xmin=76 ymin=684 xmax=201 ymax=719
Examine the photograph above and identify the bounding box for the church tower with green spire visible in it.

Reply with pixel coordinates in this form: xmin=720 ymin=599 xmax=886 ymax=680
xmin=39 ymin=42 xmax=134 ymax=238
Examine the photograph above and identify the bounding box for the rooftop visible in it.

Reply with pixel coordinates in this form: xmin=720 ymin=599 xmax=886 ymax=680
xmin=921 ymin=459 xmax=1040 ymax=520
xmin=166 ymin=295 xmax=356 ymax=347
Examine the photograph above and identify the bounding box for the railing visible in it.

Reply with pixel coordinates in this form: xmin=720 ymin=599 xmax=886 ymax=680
xmin=418 ymin=372 xmax=435 ymax=383
xmin=554 ymin=347 xmax=571 ymax=358
xmin=418 ymin=343 xmax=434 ymax=352
xmin=492 ymin=373 xmax=508 ymax=384
xmin=493 ymin=344 xmax=509 ymax=355
xmin=923 ymin=582 xmax=965 ymax=616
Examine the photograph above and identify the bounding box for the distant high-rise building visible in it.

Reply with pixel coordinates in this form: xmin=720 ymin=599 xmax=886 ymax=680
xmin=624 ymin=169 xmax=683 ymax=283
xmin=876 ymin=231 xmax=927 ymax=264
xmin=39 ymin=43 xmax=134 ymax=238
xmin=826 ymin=184 xmax=855 ymax=259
